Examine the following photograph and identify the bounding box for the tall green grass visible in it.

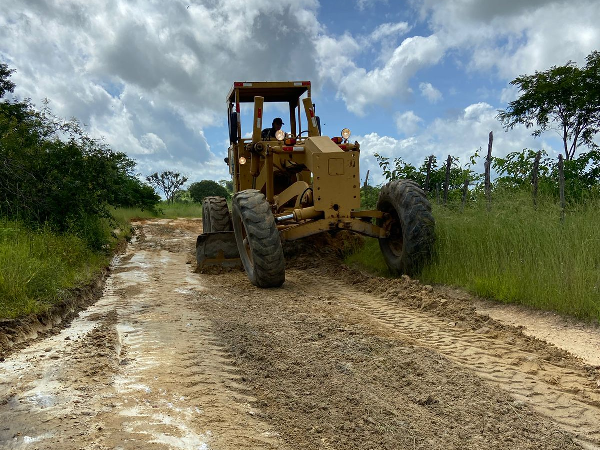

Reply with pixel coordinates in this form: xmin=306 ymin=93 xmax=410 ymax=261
xmin=0 ymin=200 xmax=201 ymax=320
xmin=0 ymin=221 xmax=109 ymax=319
xmin=346 ymin=193 xmax=600 ymax=323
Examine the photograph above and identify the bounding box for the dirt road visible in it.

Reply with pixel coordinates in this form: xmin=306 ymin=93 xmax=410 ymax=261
xmin=1 ymin=218 xmax=599 ymax=449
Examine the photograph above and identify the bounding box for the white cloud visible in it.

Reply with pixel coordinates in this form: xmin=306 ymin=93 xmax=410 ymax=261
xmin=2 ymin=0 xmax=596 ymax=187
xmin=500 ymin=84 xmax=520 ymax=104
xmin=356 ymin=132 xmax=422 ymax=186
xmin=140 ymin=133 xmax=167 ymax=155
xmin=369 ymin=22 xmax=411 ymax=42
xmin=419 ymin=0 xmax=600 ymax=79
xmin=356 ymin=0 xmax=388 ymax=11
xmin=315 ymin=33 xmax=361 ymax=86
xmin=316 ymin=0 xmax=600 ymax=119
xmin=395 ymin=111 xmax=423 ymax=136
xmin=318 ymin=34 xmax=444 ymax=115
xmin=419 ymin=82 xmax=442 ymax=103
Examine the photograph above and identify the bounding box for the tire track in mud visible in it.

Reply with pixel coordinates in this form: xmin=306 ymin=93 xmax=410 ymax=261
xmin=0 ymin=219 xmax=286 ymax=450
xmin=292 ymin=271 xmax=600 ymax=448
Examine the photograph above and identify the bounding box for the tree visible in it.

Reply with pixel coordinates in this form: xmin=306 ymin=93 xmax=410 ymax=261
xmin=0 ymin=63 xmax=16 ymax=99
xmin=188 ymin=180 xmax=230 ymax=203
xmin=492 ymin=149 xmax=553 ymax=192
xmin=146 ymin=171 xmax=188 ymax=203
xmin=218 ymin=179 xmax=233 ymax=195
xmin=497 ymin=51 xmax=600 ymax=161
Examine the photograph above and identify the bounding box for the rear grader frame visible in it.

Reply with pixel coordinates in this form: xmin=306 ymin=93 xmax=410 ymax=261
xmin=196 ymin=81 xmax=435 ymax=287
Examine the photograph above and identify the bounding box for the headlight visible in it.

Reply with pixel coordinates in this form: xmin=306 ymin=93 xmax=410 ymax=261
xmin=275 ymin=129 xmax=285 ymax=141
xmin=341 ymin=128 xmax=351 ymax=140
xmin=239 ymin=156 xmax=247 ymax=165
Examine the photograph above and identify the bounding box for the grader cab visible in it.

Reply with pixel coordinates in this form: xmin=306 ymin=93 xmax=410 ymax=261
xmin=196 ymin=81 xmax=435 ymax=287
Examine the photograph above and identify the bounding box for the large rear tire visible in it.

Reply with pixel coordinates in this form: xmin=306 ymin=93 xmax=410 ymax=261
xmin=232 ymin=190 xmax=285 ymax=287
xmin=202 ymin=196 xmax=232 ymax=233
xmin=377 ymin=180 xmax=435 ymax=276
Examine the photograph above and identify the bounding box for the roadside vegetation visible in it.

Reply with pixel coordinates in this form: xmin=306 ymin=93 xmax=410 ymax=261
xmin=112 ymin=201 xmax=204 ymax=222
xmin=347 ymin=193 xmax=600 ymax=322
xmin=0 ymin=220 xmax=116 ymax=319
xmin=350 ymin=52 xmax=600 ymax=323
xmin=426 ymin=195 xmax=599 ymax=321
xmin=112 ymin=179 xmax=232 ymax=221
xmin=0 ymin=65 xmax=151 ymax=319
xmin=350 ymin=146 xmax=600 ymax=322
xmin=350 ymin=146 xmax=600 ymax=323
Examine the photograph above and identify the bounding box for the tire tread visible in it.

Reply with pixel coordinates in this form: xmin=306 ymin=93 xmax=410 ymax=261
xmin=377 ymin=180 xmax=435 ymax=276
xmin=232 ymin=190 xmax=285 ymax=287
xmin=203 ymin=196 xmax=232 ymax=232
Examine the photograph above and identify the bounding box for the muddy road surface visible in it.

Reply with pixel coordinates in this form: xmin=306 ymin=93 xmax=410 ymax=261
xmin=1 ymin=218 xmax=599 ymax=450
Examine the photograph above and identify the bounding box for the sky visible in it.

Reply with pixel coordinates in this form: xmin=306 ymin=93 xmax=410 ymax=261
xmin=1 ymin=0 xmax=599 ymax=186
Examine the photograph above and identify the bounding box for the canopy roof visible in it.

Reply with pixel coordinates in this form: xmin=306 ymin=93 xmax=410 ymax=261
xmin=227 ymin=81 xmax=311 ymax=103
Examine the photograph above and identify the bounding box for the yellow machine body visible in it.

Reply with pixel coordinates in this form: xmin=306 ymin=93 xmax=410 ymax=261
xmin=197 ymin=81 xmax=435 ymax=287
xmin=224 ymin=81 xmax=385 ymax=242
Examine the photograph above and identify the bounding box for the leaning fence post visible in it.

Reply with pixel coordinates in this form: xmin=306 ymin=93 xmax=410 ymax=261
xmin=424 ymin=155 xmax=433 ymax=194
xmin=484 ymin=131 xmax=493 ymax=210
xmin=531 ymin=150 xmax=541 ymax=208
xmin=558 ymin=154 xmax=565 ymax=222
xmin=443 ymin=155 xmax=451 ymax=205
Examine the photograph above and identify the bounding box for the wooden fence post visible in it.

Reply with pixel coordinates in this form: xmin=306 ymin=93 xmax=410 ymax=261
xmin=424 ymin=155 xmax=433 ymax=194
xmin=461 ymin=178 xmax=469 ymax=210
xmin=443 ymin=155 xmax=451 ymax=205
xmin=558 ymin=154 xmax=565 ymax=222
xmin=531 ymin=150 xmax=541 ymax=208
xmin=484 ymin=131 xmax=493 ymax=210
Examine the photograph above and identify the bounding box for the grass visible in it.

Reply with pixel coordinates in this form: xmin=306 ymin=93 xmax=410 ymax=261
xmin=345 ymin=238 xmax=389 ymax=277
xmin=0 ymin=221 xmax=110 ymax=319
xmin=0 ymin=201 xmax=204 ymax=320
xmin=346 ymin=192 xmax=600 ymax=323
xmin=111 ymin=201 xmax=203 ymax=222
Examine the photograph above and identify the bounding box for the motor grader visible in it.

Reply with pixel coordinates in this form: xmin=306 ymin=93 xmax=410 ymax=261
xmin=196 ymin=81 xmax=435 ymax=287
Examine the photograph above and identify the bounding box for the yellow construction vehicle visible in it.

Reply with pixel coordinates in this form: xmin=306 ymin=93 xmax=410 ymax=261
xmin=196 ymin=81 xmax=435 ymax=287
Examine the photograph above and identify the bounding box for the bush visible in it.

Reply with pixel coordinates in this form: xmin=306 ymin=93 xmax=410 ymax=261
xmin=360 ymin=185 xmax=380 ymax=210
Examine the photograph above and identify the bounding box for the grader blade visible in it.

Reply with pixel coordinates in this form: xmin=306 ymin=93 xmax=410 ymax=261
xmin=195 ymin=231 xmax=241 ymax=269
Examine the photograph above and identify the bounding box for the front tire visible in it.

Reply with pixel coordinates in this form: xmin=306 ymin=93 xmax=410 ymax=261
xmin=377 ymin=180 xmax=435 ymax=276
xmin=232 ymin=190 xmax=285 ymax=287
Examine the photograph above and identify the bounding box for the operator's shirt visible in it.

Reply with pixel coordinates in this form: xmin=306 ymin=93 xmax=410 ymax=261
xmin=261 ymin=127 xmax=278 ymax=140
